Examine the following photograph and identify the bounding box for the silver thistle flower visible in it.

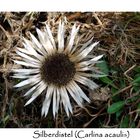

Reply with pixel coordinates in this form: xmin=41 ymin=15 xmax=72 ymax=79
xmin=12 ymin=19 xmax=104 ymax=118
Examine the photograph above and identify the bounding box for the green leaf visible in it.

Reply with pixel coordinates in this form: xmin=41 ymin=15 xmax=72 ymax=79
xmin=133 ymin=85 xmax=140 ymax=92
xmin=2 ymin=115 xmax=10 ymax=126
xmin=120 ymin=115 xmax=129 ymax=128
xmin=127 ymin=96 xmax=139 ymax=103
xmin=133 ymin=76 xmax=140 ymax=85
xmin=137 ymin=103 xmax=140 ymax=114
xmin=134 ymin=66 xmax=140 ymax=73
xmin=116 ymin=109 xmax=123 ymax=119
xmin=120 ymin=79 xmax=126 ymax=88
xmin=107 ymin=101 xmax=125 ymax=114
xmin=96 ymin=61 xmax=109 ymax=75
xmin=111 ymin=87 xmax=121 ymax=101
xmin=130 ymin=122 xmax=136 ymax=128
xmin=100 ymin=76 xmax=118 ymax=89
xmin=111 ymin=87 xmax=118 ymax=94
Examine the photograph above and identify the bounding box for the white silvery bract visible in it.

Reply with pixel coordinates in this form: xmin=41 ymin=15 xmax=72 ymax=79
xmin=12 ymin=19 xmax=105 ymax=118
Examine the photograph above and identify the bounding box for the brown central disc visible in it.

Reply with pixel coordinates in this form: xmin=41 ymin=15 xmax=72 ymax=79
xmin=40 ymin=53 xmax=76 ymax=87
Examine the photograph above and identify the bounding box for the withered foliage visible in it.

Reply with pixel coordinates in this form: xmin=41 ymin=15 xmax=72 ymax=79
xmin=0 ymin=12 xmax=140 ymax=128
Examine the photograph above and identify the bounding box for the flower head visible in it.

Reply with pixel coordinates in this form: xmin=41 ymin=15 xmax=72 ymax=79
xmin=13 ymin=19 xmax=104 ymax=118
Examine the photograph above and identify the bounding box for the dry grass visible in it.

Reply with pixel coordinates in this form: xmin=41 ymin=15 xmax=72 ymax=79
xmin=0 ymin=12 xmax=140 ymax=128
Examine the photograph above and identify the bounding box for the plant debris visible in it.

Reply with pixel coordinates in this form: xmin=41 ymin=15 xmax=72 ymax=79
xmin=0 ymin=12 xmax=140 ymax=128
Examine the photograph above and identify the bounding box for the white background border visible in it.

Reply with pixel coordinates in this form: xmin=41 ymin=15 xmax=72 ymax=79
xmin=0 ymin=1 xmax=140 ymax=140
xmin=0 ymin=128 xmax=140 ymax=140
xmin=0 ymin=0 xmax=140 ymax=11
